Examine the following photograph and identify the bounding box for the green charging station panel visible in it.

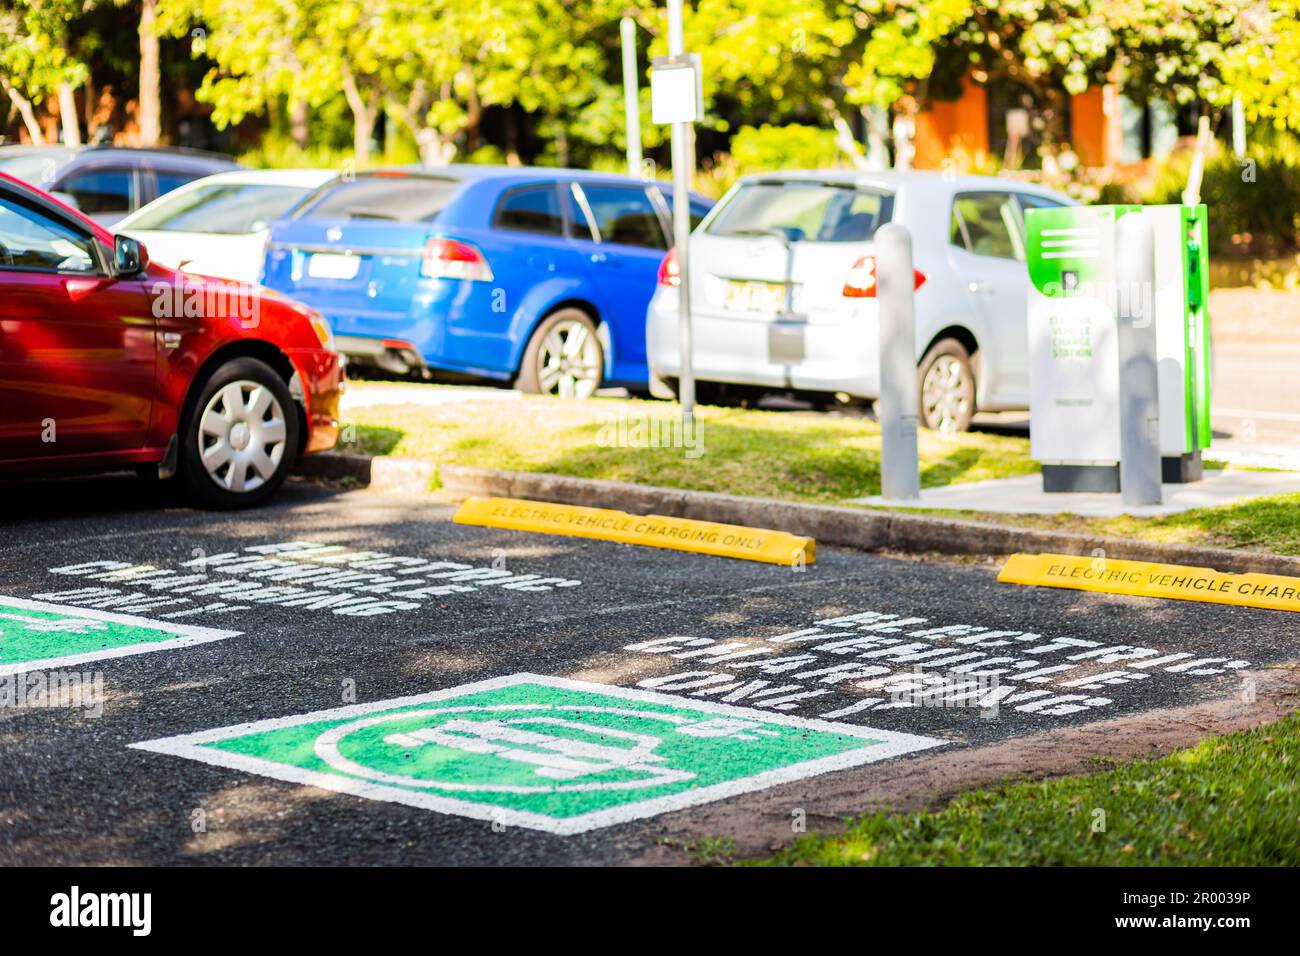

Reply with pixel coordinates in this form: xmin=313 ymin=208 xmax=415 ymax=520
xmin=1025 ymin=203 xmax=1212 ymax=492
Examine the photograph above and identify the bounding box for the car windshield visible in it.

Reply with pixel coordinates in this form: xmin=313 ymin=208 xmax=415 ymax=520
xmin=708 ymin=182 xmax=893 ymax=243
xmin=125 ymin=183 xmax=311 ymax=234
xmin=296 ymin=176 xmax=458 ymax=222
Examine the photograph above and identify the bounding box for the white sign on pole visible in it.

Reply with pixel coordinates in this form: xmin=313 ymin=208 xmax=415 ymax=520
xmin=650 ymin=54 xmax=702 ymax=125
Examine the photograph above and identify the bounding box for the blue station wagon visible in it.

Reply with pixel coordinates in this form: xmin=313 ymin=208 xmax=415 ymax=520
xmin=261 ymin=166 xmax=712 ymax=396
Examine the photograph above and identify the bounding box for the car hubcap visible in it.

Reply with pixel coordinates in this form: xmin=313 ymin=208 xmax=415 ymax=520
xmin=198 ymin=381 xmax=288 ymax=492
xmin=537 ymin=320 xmax=601 ymax=399
xmin=922 ymin=356 xmax=971 ymax=433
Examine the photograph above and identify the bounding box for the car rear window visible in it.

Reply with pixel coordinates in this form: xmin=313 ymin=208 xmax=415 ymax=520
xmin=708 ymin=182 xmax=892 ymax=242
xmin=127 ymin=183 xmax=311 ymax=234
xmin=296 ymin=176 xmax=458 ymax=222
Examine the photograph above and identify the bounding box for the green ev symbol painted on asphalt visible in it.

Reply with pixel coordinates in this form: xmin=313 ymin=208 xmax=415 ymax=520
xmin=0 ymin=597 xmax=238 ymax=676
xmin=134 ymin=674 xmax=947 ymax=834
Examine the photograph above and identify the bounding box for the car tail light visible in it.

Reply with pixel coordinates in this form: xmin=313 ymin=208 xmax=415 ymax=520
xmin=421 ymin=238 xmax=493 ymax=281
xmin=842 ymin=256 xmax=926 ymax=297
xmin=657 ymin=247 xmax=681 ymax=286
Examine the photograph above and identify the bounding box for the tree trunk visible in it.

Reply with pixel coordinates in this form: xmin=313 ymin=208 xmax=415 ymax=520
xmin=83 ymin=76 xmax=97 ymax=137
xmin=465 ymin=79 xmax=481 ymax=152
xmin=555 ymin=124 xmax=568 ymax=167
xmin=414 ymin=129 xmax=454 ymax=166
xmin=340 ymin=65 xmax=378 ymax=166
xmin=352 ymin=106 xmax=375 ymax=166
xmin=1182 ymin=113 xmax=1214 ymax=205
xmin=58 ymin=83 xmax=82 ymax=146
xmin=1 ymin=77 xmax=44 ymax=144
xmin=505 ymin=109 xmax=521 ymax=166
xmin=138 ymin=0 xmax=162 ymax=145
xmin=290 ymin=97 xmax=310 ymax=150
xmin=824 ymin=99 xmax=870 ymax=170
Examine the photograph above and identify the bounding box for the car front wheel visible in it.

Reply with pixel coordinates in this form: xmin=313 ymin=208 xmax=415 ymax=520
xmin=181 ymin=357 xmax=300 ymax=508
xmin=917 ymin=338 xmax=976 ymax=433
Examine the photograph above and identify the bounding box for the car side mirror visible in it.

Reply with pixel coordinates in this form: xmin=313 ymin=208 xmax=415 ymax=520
xmin=113 ymin=234 xmax=148 ymax=276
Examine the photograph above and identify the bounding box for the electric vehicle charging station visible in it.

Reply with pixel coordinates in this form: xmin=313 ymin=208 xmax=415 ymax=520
xmin=1025 ymin=203 xmax=1212 ymax=495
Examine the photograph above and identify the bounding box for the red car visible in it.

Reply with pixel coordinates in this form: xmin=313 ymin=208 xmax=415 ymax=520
xmin=0 ymin=172 xmax=342 ymax=507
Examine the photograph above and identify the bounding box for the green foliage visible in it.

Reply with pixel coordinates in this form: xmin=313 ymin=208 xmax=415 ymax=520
xmin=237 ymin=129 xmax=418 ymax=172
xmin=1119 ymin=135 xmax=1300 ymax=257
xmin=731 ymin=124 xmax=843 ymax=175
xmin=8 ymin=0 xmax=1300 ymax=188
xmin=0 ymin=0 xmax=93 ymax=121
xmin=157 ymin=0 xmax=622 ymax=164
xmin=697 ymin=123 xmax=845 ymax=197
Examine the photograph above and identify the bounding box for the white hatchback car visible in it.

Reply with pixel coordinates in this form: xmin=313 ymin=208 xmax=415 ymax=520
xmin=115 ymin=168 xmax=336 ymax=284
xmin=647 ymin=170 xmax=1075 ymax=431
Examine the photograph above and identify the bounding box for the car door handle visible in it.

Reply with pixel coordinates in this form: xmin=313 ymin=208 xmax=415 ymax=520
xmin=968 ymin=281 xmax=994 ymax=296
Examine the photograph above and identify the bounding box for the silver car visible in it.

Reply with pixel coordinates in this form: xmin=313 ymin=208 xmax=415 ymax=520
xmin=646 ymin=170 xmax=1075 ymax=431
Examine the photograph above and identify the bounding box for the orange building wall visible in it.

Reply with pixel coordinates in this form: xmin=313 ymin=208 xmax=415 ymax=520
xmin=1069 ymin=85 xmax=1110 ymax=167
xmin=913 ymin=76 xmax=989 ymax=169
xmin=912 ymin=76 xmax=1117 ymax=170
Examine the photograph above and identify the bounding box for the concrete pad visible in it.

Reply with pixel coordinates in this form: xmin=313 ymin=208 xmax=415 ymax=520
xmin=341 ymin=383 xmax=520 ymax=411
xmin=850 ymin=468 xmax=1300 ymax=517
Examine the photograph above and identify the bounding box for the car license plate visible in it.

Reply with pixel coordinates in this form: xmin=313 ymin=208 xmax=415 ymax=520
xmin=724 ymin=280 xmax=786 ymax=314
xmin=307 ymin=253 xmax=361 ymax=280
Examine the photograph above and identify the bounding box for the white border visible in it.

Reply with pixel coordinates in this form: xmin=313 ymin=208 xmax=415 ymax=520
xmin=132 ymin=673 xmax=948 ymax=835
xmin=0 ymin=596 xmax=240 ymax=677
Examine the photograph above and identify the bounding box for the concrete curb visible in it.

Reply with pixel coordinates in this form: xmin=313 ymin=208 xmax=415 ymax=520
xmin=293 ymin=452 xmax=436 ymax=495
xmin=294 ymin=453 xmax=1300 ymax=575
xmin=437 ymin=464 xmax=1300 ymax=576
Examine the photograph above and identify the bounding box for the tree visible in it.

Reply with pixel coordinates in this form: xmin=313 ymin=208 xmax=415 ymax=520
xmin=640 ymin=0 xmax=866 ymax=163
xmin=162 ymin=0 xmax=618 ymax=166
xmin=380 ymin=0 xmax=616 ymax=165
xmin=0 ymin=0 xmax=93 ymax=145
xmin=1224 ymin=0 xmax=1300 ymax=130
xmin=158 ymin=0 xmax=383 ymax=161
xmin=841 ymin=0 xmax=1118 ymax=155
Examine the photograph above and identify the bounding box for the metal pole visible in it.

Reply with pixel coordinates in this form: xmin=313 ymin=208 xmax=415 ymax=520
xmin=876 ymin=223 xmax=920 ymax=500
xmin=667 ymin=0 xmax=695 ymax=425
xmin=1116 ymin=213 xmax=1162 ymax=507
xmin=1231 ymin=93 xmax=1247 ymax=161
xmin=620 ymin=18 xmax=643 ymax=177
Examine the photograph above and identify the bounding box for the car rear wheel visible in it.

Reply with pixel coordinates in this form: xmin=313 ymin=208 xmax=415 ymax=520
xmin=181 ymin=357 xmax=300 ymax=509
xmin=918 ymin=338 xmax=976 ymax=433
xmin=516 ymin=309 xmax=603 ymax=399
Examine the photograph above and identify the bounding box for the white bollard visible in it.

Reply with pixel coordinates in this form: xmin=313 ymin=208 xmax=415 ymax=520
xmin=876 ymin=223 xmax=920 ymax=501
xmin=1116 ymin=213 xmax=1163 ymax=507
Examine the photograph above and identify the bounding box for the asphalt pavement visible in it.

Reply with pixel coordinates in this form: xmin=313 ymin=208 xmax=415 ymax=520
xmin=0 ymin=476 xmax=1295 ymax=864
